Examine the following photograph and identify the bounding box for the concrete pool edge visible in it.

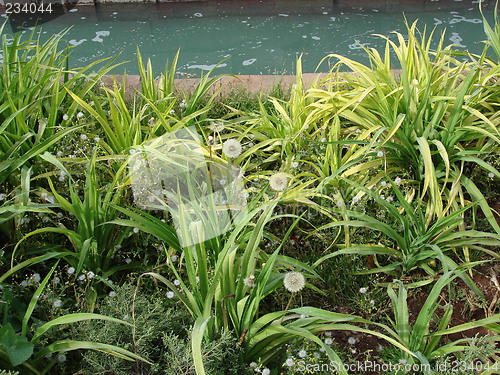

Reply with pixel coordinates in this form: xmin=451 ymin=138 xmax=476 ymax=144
xmin=100 ymin=70 xmax=405 ymax=98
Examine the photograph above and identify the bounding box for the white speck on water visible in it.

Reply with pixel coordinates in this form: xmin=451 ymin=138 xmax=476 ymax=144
xmin=242 ymin=20 xmax=247 ymax=23
xmin=194 ymin=12 xmax=203 ymax=17
xmin=434 ymin=18 xmax=443 ymax=25
xmin=349 ymin=41 xmax=370 ymax=50
xmin=242 ymin=58 xmax=257 ymax=66
xmin=69 ymin=8 xmax=78 ymax=12
xmin=187 ymin=63 xmax=227 ymax=70
xmin=92 ymin=31 xmax=110 ymax=43
xmin=302 ymin=35 xmax=307 ymax=38
xmin=278 ymin=13 xmax=289 ymax=17
xmin=113 ymin=12 xmax=117 ymax=15
xmin=450 ymin=32 xmax=465 ymax=46
xmin=311 ymin=36 xmax=320 ymax=40
xmin=81 ymin=16 xmax=86 ymax=20
xmin=322 ymin=11 xmax=328 ymax=14
xmin=330 ymin=16 xmax=336 ymax=21
xmin=69 ymin=39 xmax=87 ymax=46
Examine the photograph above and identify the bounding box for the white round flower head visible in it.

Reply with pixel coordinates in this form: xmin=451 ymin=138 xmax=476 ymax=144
xmin=269 ymin=172 xmax=289 ymax=192
xmin=377 ymin=151 xmax=384 ymax=157
xmin=488 ymin=172 xmax=495 ymax=178
xmin=173 ymin=279 xmax=181 ymax=286
xmin=370 ymin=299 xmax=375 ymax=306
xmin=359 ymin=287 xmax=367 ymax=294
xmin=285 ymin=358 xmax=295 ymax=367
xmin=380 ymin=181 xmax=387 ymax=187
xmin=125 ymin=258 xmax=132 ymax=264
xmin=80 ymin=134 xmax=87 ymax=140
xmin=210 ymin=121 xmax=225 ymax=132
xmin=78 ymin=274 xmax=86 ymax=281
xmin=32 ymin=273 xmax=41 ymax=283
xmin=67 ymin=267 xmax=75 ymax=275
xmin=94 ymin=136 xmax=100 ymax=142
xmin=249 ymin=362 xmax=257 ymax=369
xmin=53 ymin=299 xmax=62 ymax=308
xmin=386 ymin=196 xmax=394 ymax=203
xmin=222 ymin=139 xmax=242 ymax=159
xmin=87 ymin=271 xmax=95 ymax=279
xmin=166 ymin=291 xmax=175 ymax=299
xmin=324 ymin=337 xmax=333 ymax=345
xmin=169 ymin=109 xmax=175 ymax=115
xmin=283 ymin=271 xmax=305 ymax=293
xmin=179 ymin=100 xmax=187 ymax=109
xmin=395 ymin=177 xmax=402 ymax=185
xmin=262 ymin=368 xmax=270 ymax=375
xmin=320 ymin=137 xmax=326 ymax=142
xmin=21 ymin=280 xmax=28 ymax=287
xmin=244 ymin=275 xmax=256 ymax=288
xmin=298 ymin=350 xmax=307 ymax=358
xmin=171 ymin=255 xmax=178 ymax=263
xmin=325 ymin=331 xmax=332 ymax=337
xmin=62 ymin=114 xmax=69 ymax=121
xmin=291 ymin=161 xmax=299 ymax=168
xmin=109 ymin=291 xmax=116 ymax=297
xmin=77 ymin=111 xmax=84 ymax=118
xmin=0 ymin=193 xmax=6 ymax=200
xmin=57 ymin=354 xmax=66 ymax=363
xmin=347 ymin=337 xmax=356 ymax=345
xmin=133 ymin=227 xmax=139 ymax=233
xmin=313 ymin=352 xmax=321 ymax=359
xmin=352 ymin=196 xmax=360 ymax=204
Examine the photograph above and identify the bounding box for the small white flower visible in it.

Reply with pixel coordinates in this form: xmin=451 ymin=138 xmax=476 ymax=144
xmin=370 ymin=299 xmax=375 ymax=306
xmin=133 ymin=227 xmax=139 ymax=233
xmin=53 ymin=299 xmax=62 ymax=308
xmin=285 ymin=358 xmax=295 ymax=367
xmin=109 ymin=291 xmax=116 ymax=297
xmin=219 ymin=178 xmax=227 ymax=185
xmin=395 ymin=177 xmax=402 ymax=185
xmin=320 ymin=137 xmax=326 ymax=142
xmin=77 ymin=111 xmax=84 ymax=118
xmin=249 ymin=362 xmax=257 ymax=368
xmin=488 ymin=172 xmax=495 ymax=178
xmin=0 ymin=193 xmax=6 ymax=200
xmin=94 ymin=136 xmax=100 ymax=142
xmin=291 ymin=161 xmax=299 ymax=168
xmin=298 ymin=350 xmax=307 ymax=358
xmin=386 ymin=196 xmax=394 ymax=203
xmin=377 ymin=151 xmax=384 ymax=157
xmin=262 ymin=368 xmax=270 ymax=375
xmin=208 ymin=135 xmax=213 ymax=141
xmin=67 ymin=267 xmax=75 ymax=275
xmin=78 ymin=274 xmax=86 ymax=281
xmin=179 ymin=100 xmax=187 ymax=109
xmin=53 ymin=277 xmax=60 ymax=284
xmin=173 ymin=279 xmax=181 ymax=286
xmin=210 ymin=121 xmax=224 ymax=132
xmin=62 ymin=114 xmax=69 ymax=121
xmin=380 ymin=181 xmax=387 ymax=187
xmin=57 ymin=354 xmax=66 ymax=363
xmin=313 ymin=352 xmax=321 ymax=359
xmin=399 ymin=358 xmax=407 ymax=364
xmin=300 ymin=314 xmax=309 ymax=319
xmin=359 ymin=287 xmax=367 ymax=294
xmin=324 ymin=337 xmax=333 ymax=345
xmin=80 ymin=134 xmax=87 ymax=140
xmin=87 ymin=271 xmax=95 ymax=279
xmin=222 ymin=139 xmax=242 ymax=159
xmin=325 ymin=331 xmax=332 ymax=337
xmin=171 ymin=255 xmax=178 ymax=262
xmin=166 ymin=291 xmax=175 ymax=299
xmin=352 ymin=196 xmax=360 ymax=204
xmin=20 ymin=280 xmax=28 ymax=287
xmin=244 ymin=275 xmax=256 ymax=287
xmin=283 ymin=271 xmax=305 ymax=293
xmin=347 ymin=337 xmax=356 ymax=345
xmin=196 ymin=276 xmax=200 ymax=283
xmin=125 ymin=258 xmax=132 ymax=264
xmin=269 ymin=172 xmax=289 ymax=191
xmin=31 ymin=273 xmax=41 ymax=283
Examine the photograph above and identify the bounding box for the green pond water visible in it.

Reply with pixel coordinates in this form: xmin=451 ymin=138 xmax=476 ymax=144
xmin=0 ymin=0 xmax=496 ymax=75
